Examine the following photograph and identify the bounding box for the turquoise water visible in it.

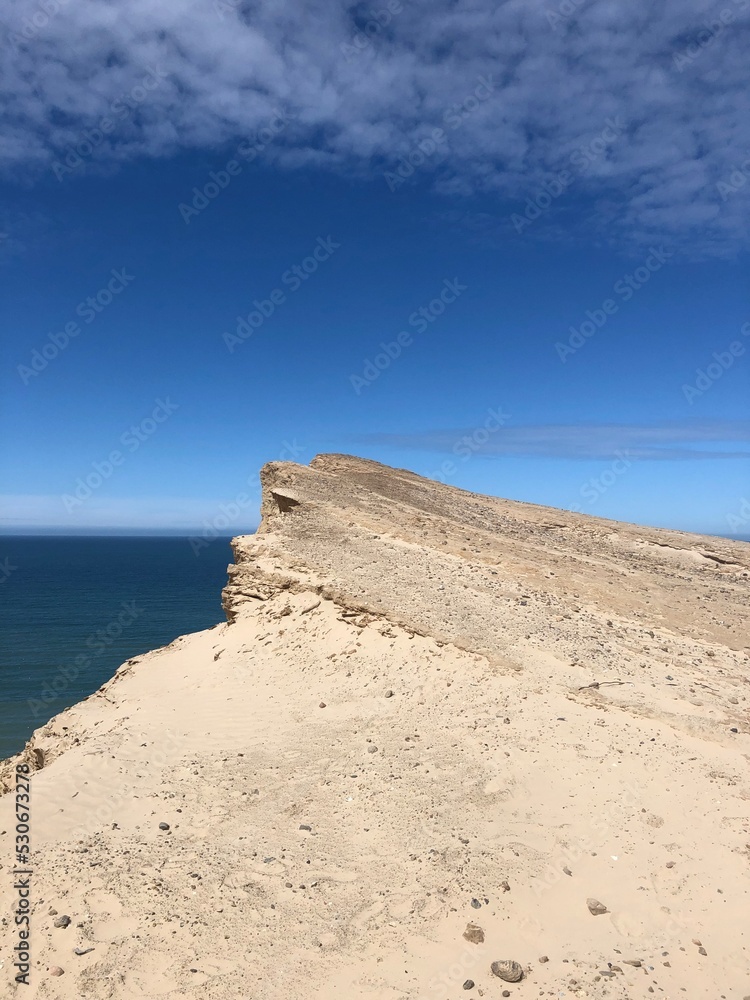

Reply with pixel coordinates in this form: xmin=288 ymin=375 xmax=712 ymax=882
xmin=0 ymin=537 xmax=234 ymax=761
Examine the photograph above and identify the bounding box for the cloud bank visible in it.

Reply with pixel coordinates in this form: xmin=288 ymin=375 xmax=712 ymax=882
xmin=2 ymin=0 xmax=750 ymax=253
xmin=357 ymin=420 xmax=750 ymax=460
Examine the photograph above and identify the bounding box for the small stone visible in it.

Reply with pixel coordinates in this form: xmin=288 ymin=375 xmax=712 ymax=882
xmin=490 ymin=959 xmax=523 ymax=983
xmin=384 ymin=689 xmax=394 ymax=698
xmin=463 ymin=980 xmax=475 ymax=990
xmin=587 ymin=897 xmax=608 ymax=915
xmin=470 ymin=897 xmax=481 ymax=909
xmin=299 ymin=824 xmax=312 ymax=831
xmin=500 ymin=880 xmax=510 ymax=892
xmin=49 ymin=967 xmax=64 ymax=977
xmin=563 ymin=866 xmax=572 ymax=876
xmin=319 ymin=702 xmax=326 ymax=708
xmin=48 ymin=908 xmax=58 ymax=916
xmin=158 ymin=822 xmax=170 ymax=831
xmin=538 ymin=955 xmax=549 ymax=963
xmin=463 ymin=922 xmax=485 ymax=944
xmin=623 ymin=959 xmax=641 ymax=967
xmin=691 ymin=939 xmax=701 ymax=946
xmin=73 ymin=947 xmax=95 ymax=956
xmin=53 ymin=915 xmax=71 ymax=928
xmin=698 ymin=947 xmax=707 ymax=956
xmin=503 ymin=992 xmax=511 ymax=998
xmin=666 ymin=861 xmax=675 ymax=868
xmin=367 ymin=745 xmax=378 ymax=753
xmin=730 ymin=728 xmax=738 ymax=733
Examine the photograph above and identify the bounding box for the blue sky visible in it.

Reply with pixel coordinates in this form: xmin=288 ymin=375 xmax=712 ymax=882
xmin=1 ymin=0 xmax=749 ymax=536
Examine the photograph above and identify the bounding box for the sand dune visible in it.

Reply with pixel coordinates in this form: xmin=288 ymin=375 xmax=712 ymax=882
xmin=1 ymin=454 xmax=749 ymax=999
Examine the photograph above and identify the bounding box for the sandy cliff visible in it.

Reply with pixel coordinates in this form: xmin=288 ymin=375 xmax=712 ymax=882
xmin=1 ymin=454 xmax=749 ymax=999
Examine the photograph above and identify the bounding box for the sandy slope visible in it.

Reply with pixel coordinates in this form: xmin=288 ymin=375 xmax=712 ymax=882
xmin=1 ymin=455 xmax=749 ymax=999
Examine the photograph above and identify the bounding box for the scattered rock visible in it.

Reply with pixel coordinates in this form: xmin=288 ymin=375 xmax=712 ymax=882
xmin=319 ymin=702 xmax=327 ymax=708
xmin=470 ymin=897 xmax=482 ymax=909
xmin=384 ymin=689 xmax=394 ymax=698
xmin=463 ymin=980 xmax=475 ymax=990
xmin=563 ymin=866 xmax=572 ymax=876
xmin=698 ymin=946 xmax=707 ymax=956
xmin=587 ymin=897 xmax=608 ymax=915
xmin=463 ymin=923 xmax=485 ymax=944
xmin=300 ymin=598 xmax=321 ymax=614
xmin=53 ymin=915 xmax=71 ymax=928
xmin=500 ymin=880 xmax=510 ymax=892
xmin=490 ymin=960 xmax=523 ymax=983
xmin=538 ymin=955 xmax=549 ymax=963
xmin=367 ymin=745 xmax=378 ymax=753
xmin=623 ymin=959 xmax=641 ymax=967
xmin=691 ymin=939 xmax=702 ymax=946
xmin=73 ymin=947 xmax=95 ymax=956
xmin=299 ymin=824 xmax=312 ymax=831
xmin=666 ymin=861 xmax=675 ymax=868
xmin=49 ymin=967 xmax=64 ymax=977
xmin=503 ymin=993 xmax=511 ymax=998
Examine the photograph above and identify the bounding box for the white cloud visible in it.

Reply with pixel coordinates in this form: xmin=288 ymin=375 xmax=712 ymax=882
xmin=2 ymin=0 xmax=750 ymax=253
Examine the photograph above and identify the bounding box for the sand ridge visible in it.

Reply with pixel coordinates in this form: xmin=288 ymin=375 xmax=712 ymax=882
xmin=1 ymin=454 xmax=749 ymax=999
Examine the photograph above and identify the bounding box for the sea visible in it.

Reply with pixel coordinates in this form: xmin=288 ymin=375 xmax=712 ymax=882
xmin=0 ymin=536 xmax=236 ymax=761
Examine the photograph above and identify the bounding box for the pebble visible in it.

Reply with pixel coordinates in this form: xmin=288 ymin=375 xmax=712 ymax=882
xmin=463 ymin=980 xmax=475 ymax=990
xmin=319 ymin=702 xmax=327 ymax=708
xmin=463 ymin=923 xmax=485 ymax=944
xmin=53 ymin=915 xmax=71 ymax=928
xmin=299 ymin=824 xmax=312 ymax=831
xmin=470 ymin=897 xmax=481 ymax=909
xmin=490 ymin=959 xmax=523 ymax=983
xmin=623 ymin=959 xmax=641 ymax=967
xmin=158 ymin=822 xmax=170 ymax=831
xmin=698 ymin=946 xmax=707 ymax=956
xmin=503 ymin=992 xmax=511 ymax=998
xmin=538 ymin=955 xmax=549 ymax=963
xmin=73 ymin=947 xmax=95 ymax=956
xmin=587 ymin=897 xmax=608 ymax=915
xmin=563 ymin=866 xmax=572 ymax=876
xmin=692 ymin=939 xmax=702 ymax=946
xmin=49 ymin=967 xmax=64 ymax=977
xmin=367 ymin=745 xmax=378 ymax=753
xmin=384 ymin=690 xmax=394 ymax=698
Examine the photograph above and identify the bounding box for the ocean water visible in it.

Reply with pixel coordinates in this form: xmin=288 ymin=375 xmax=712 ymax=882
xmin=0 ymin=536 xmax=235 ymax=761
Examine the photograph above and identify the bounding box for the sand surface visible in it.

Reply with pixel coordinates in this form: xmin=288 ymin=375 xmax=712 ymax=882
xmin=1 ymin=454 xmax=749 ymax=999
